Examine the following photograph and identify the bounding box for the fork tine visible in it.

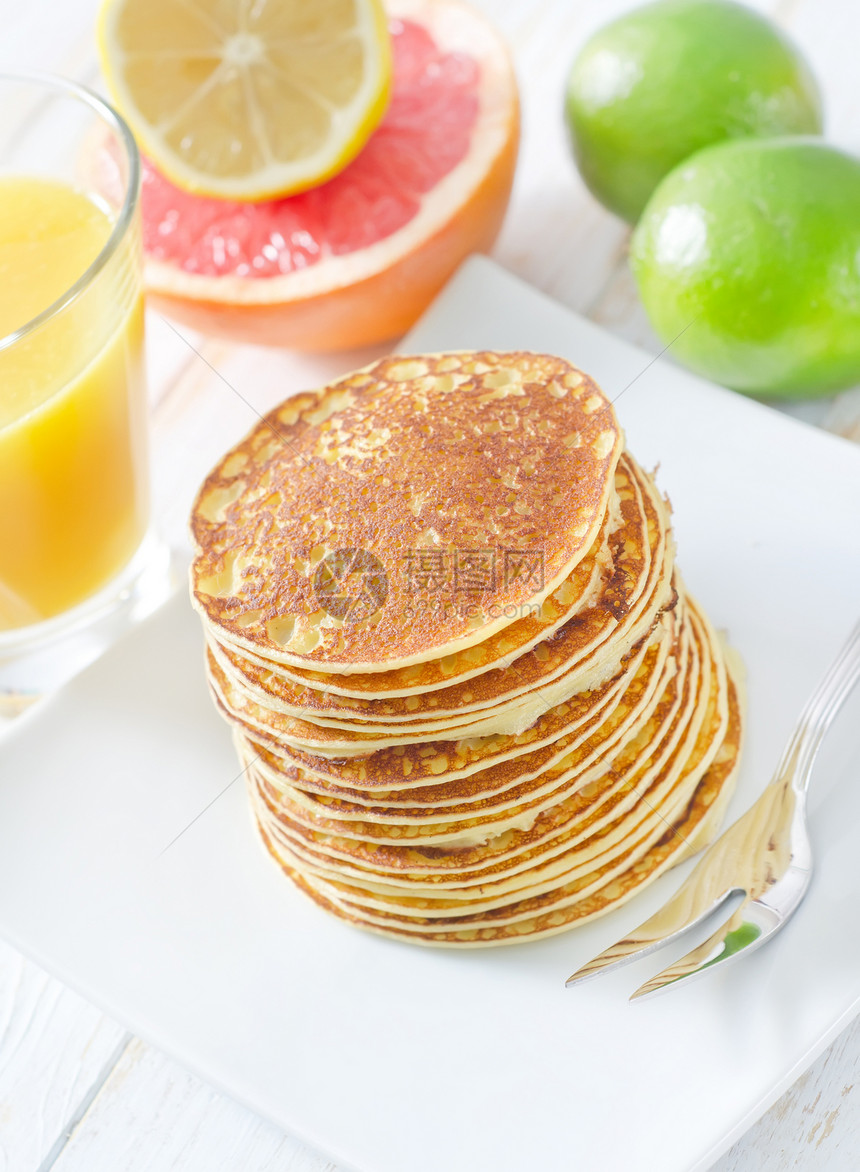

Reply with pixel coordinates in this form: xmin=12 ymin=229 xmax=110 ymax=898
xmin=627 ymin=903 xmax=773 ymax=1000
xmin=565 ymin=881 xmax=739 ymax=987
xmin=567 ymin=774 xmax=796 ymax=989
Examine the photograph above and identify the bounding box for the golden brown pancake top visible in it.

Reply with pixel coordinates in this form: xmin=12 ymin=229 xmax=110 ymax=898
xmin=190 ymin=352 xmax=622 ymax=672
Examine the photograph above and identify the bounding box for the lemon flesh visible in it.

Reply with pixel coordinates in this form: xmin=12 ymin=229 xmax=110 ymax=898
xmin=98 ymin=0 xmax=392 ymax=201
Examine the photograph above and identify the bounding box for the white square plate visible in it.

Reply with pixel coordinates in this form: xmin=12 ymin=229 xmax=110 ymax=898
xmin=2 ymin=257 xmax=860 ymax=1172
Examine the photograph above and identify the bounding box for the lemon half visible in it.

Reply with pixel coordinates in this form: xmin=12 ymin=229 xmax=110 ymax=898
xmin=98 ymin=0 xmax=392 ymax=201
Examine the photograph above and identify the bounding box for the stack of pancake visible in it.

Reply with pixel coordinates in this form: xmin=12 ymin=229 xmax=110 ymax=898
xmin=190 ymin=351 xmax=742 ymax=947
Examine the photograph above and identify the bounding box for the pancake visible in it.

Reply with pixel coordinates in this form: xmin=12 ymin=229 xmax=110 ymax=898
xmin=191 ymin=352 xmax=623 ymax=673
xmin=188 ymin=349 xmax=745 ymax=949
xmin=205 ymin=462 xmax=675 ymax=755
xmin=227 ymin=598 xmax=675 ymax=790
xmin=206 ymin=454 xmax=670 ymax=734
xmin=255 ymin=683 xmax=741 ymax=942
xmin=251 ymin=612 xmax=743 ymax=945
xmin=245 ymin=613 xmax=682 ymax=845
xmin=246 ymin=596 xmax=715 ymax=876
xmin=210 ymin=452 xmax=629 ymax=704
xmin=244 ymin=629 xmax=666 ymax=817
xmin=274 ymin=693 xmax=741 ymax=947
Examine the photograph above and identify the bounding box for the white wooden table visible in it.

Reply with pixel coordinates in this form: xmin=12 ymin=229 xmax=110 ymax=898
xmin=2 ymin=0 xmax=860 ymax=1168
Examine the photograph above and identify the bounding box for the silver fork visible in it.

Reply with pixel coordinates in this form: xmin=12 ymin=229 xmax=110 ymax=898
xmin=566 ymin=617 xmax=860 ymax=1000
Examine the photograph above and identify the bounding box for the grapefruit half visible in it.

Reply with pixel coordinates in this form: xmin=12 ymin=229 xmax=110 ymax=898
xmin=140 ymin=0 xmax=519 ymax=351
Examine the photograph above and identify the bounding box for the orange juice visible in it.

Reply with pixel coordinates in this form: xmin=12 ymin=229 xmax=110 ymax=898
xmin=0 ymin=176 xmax=148 ymax=629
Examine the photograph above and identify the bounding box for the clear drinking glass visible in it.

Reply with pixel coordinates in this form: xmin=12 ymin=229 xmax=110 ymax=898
xmin=0 ymin=73 xmax=173 ymax=716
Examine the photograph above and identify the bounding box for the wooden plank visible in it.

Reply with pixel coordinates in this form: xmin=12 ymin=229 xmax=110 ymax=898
xmin=50 ymin=1039 xmax=335 ymax=1172
xmin=714 ymin=1013 xmax=860 ymax=1171
xmin=0 ymin=938 xmax=128 ymax=1171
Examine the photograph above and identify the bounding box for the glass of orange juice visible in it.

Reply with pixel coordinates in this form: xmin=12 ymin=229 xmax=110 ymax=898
xmin=0 ymin=73 xmax=172 ymax=713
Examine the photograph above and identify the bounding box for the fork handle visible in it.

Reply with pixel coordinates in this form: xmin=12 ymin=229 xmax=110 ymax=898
xmin=775 ymin=617 xmax=860 ymax=798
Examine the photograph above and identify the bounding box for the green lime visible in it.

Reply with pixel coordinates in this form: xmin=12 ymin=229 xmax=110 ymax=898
xmin=630 ymin=137 xmax=860 ymax=398
xmin=565 ymin=0 xmax=822 ymax=223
